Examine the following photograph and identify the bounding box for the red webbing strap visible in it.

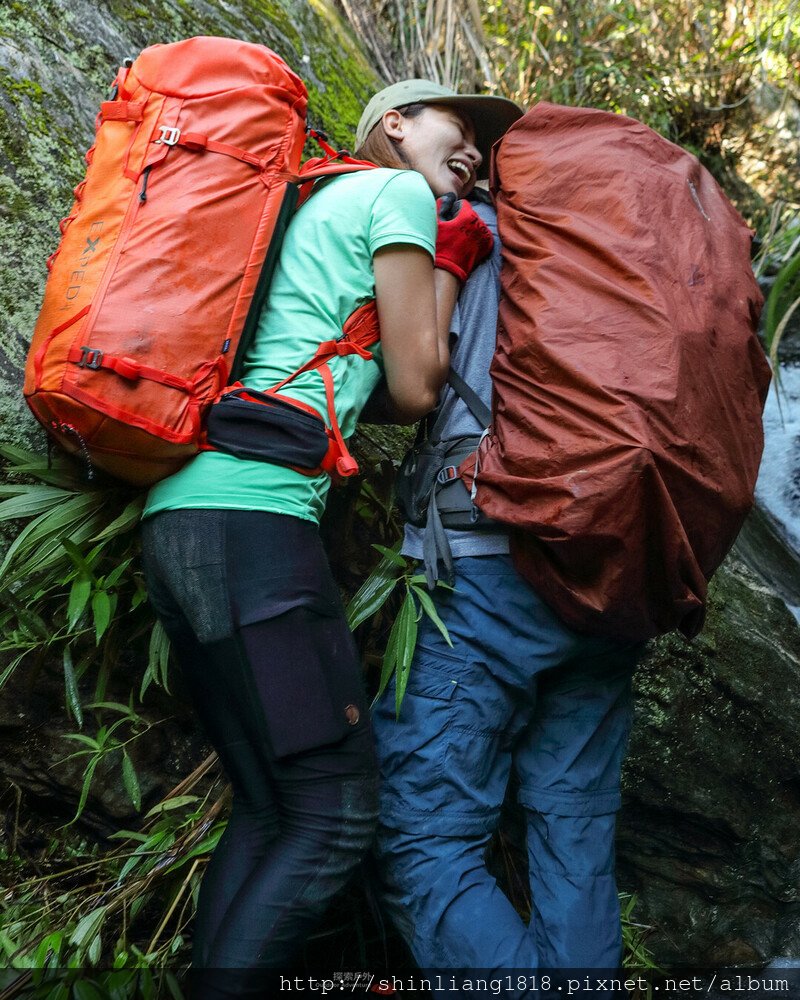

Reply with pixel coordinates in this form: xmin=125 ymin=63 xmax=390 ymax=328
xmin=268 ymin=302 xmax=381 ymax=395
xmin=306 ymin=129 xmax=342 ymax=159
xmin=296 ymin=157 xmax=377 ymax=183
xmin=100 ymin=101 xmax=145 ymax=122
xmin=67 ymin=345 xmax=206 ymax=393
xmin=317 ymin=362 xmax=358 ymax=478
xmin=294 ymin=157 xmax=377 ymax=206
xmin=170 ymin=131 xmax=267 ymax=170
xmin=34 ymin=305 xmax=92 ymax=387
xmin=269 ymin=337 xmax=375 ymax=395
xmin=341 ymin=300 xmax=381 ymax=350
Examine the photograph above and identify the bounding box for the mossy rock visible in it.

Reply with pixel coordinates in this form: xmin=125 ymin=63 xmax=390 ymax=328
xmin=619 ymin=554 xmax=800 ymax=965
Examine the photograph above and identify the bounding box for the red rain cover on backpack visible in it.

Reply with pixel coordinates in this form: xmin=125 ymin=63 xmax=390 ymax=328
xmin=474 ymin=103 xmax=770 ymax=641
xmin=23 ymin=36 xmax=373 ymax=487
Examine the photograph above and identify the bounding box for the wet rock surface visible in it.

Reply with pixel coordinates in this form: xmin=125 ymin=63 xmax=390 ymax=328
xmin=619 ymin=553 xmax=800 ymax=966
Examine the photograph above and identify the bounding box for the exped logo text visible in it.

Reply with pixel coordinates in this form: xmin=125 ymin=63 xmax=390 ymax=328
xmin=60 ymin=221 xmax=104 ymax=310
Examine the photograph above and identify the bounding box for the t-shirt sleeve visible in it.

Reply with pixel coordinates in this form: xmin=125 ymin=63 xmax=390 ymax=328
xmin=368 ymin=170 xmax=437 ymax=258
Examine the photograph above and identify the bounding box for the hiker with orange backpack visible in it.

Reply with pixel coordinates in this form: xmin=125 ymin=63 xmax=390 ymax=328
xmin=137 ymin=78 xmax=520 ymax=986
xmin=371 ymin=104 xmax=768 ymax=985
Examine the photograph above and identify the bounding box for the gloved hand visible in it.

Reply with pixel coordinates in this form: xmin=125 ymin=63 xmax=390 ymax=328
xmin=434 ymin=195 xmax=494 ymax=283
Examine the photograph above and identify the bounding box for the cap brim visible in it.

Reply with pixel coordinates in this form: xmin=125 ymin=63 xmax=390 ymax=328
xmin=425 ymin=94 xmax=523 ymax=179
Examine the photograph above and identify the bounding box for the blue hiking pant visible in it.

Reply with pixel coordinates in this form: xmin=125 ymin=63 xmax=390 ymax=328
xmin=372 ymin=555 xmax=641 ymax=978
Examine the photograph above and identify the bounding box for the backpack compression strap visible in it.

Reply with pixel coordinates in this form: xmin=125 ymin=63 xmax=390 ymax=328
xmin=266 ymin=300 xmax=381 ymax=479
xmin=294 ymin=129 xmax=377 ymax=207
xmin=211 ymin=300 xmax=381 ymax=481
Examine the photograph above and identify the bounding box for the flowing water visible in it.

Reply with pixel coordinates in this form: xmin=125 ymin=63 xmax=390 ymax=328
xmin=755 ymin=361 xmax=800 ymax=620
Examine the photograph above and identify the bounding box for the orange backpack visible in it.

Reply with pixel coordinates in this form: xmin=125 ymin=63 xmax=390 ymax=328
xmin=24 ymin=36 xmax=375 ymax=487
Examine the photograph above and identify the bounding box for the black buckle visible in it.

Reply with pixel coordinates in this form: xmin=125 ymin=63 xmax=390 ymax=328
xmin=77 ymin=346 xmax=103 ymax=370
xmin=436 ymin=465 xmax=459 ymax=484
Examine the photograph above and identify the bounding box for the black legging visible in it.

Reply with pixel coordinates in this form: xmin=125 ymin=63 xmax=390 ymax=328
xmin=141 ymin=510 xmax=378 ymax=993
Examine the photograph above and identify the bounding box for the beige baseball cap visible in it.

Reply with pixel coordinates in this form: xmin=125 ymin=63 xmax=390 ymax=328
xmin=356 ymin=79 xmax=523 ymax=179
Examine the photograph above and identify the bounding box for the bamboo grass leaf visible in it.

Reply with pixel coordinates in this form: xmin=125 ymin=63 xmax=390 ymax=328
xmin=141 ymin=621 xmax=171 ymax=699
xmin=92 ymin=591 xmax=113 ymax=643
xmin=63 ymin=647 xmax=84 ymax=729
xmin=165 ymin=972 xmax=185 ymax=1000
xmin=68 ymin=905 xmax=107 ymax=950
xmin=143 ymin=795 xmax=200 ymax=819
xmin=411 ymin=583 xmax=453 ymax=647
xmin=92 ymin=496 xmax=144 ymax=542
xmin=0 ymin=485 xmax=42 ymax=497
xmin=346 ymin=551 xmax=404 ymax=631
xmin=768 ymin=293 xmax=800 ymax=369
xmin=765 ymin=250 xmax=800 ymax=348
xmin=0 ymin=492 xmax=106 ymax=584
xmin=0 ymin=442 xmax=41 ymax=465
xmin=74 ymin=979 xmax=103 ymax=1000
xmin=15 ymin=513 xmax=106 ymax=584
xmin=70 ymin=755 xmax=101 ymax=824
xmin=104 ymin=557 xmax=133 ymax=589
xmin=62 ymin=733 xmax=101 ymax=750
xmin=62 ymin=538 xmax=95 ymax=578
xmin=0 ymin=653 xmax=29 ymax=693
xmin=395 ymin=590 xmax=418 ymax=716
xmin=67 ymin=576 xmax=92 ymax=630
xmin=375 ymin=604 xmax=402 ymax=703
xmin=3 ymin=592 xmax=50 ymax=641
xmin=122 ymin=750 xmax=142 ymax=812
xmin=0 ymin=486 xmax=72 ymax=522
xmin=371 ymin=542 xmax=407 ymax=567
xmin=86 ymin=700 xmax=136 ymax=716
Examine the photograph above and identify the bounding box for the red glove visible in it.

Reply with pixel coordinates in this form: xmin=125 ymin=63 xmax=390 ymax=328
xmin=434 ymin=197 xmax=494 ymax=283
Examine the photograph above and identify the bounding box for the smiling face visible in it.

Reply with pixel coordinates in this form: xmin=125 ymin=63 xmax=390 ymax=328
xmin=381 ymin=104 xmax=482 ymax=198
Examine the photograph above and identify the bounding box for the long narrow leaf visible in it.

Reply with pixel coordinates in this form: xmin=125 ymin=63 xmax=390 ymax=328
xmin=0 ymin=486 xmax=72 ymax=522
xmin=70 ymin=755 xmax=101 ymax=824
xmin=395 ymin=590 xmax=419 ymax=716
xmin=346 ymin=552 xmax=403 ymax=631
xmin=122 ymin=749 xmax=142 ymax=812
xmin=412 ymin=583 xmax=453 ymax=647
xmin=62 ymin=538 xmax=95 ymax=578
xmin=0 ymin=442 xmax=41 ymax=465
xmin=2 ymin=508 xmax=106 ymax=589
xmin=63 ymin=647 xmax=84 ymax=729
xmin=371 ymin=543 xmax=407 ymax=567
xmin=142 ymin=621 xmax=171 ymax=699
xmin=92 ymin=590 xmax=113 ymax=644
xmin=0 ymin=492 xmax=106 ymax=583
xmin=67 ymin=576 xmax=92 ymax=630
xmin=62 ymin=733 xmax=101 ymax=750
xmin=91 ymin=496 xmax=144 ymax=541
xmin=375 ymin=608 xmax=402 ymax=703
xmin=68 ymin=905 xmax=107 ymax=950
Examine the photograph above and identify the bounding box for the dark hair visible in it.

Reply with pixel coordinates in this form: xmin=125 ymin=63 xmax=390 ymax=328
xmin=353 ymin=103 xmax=429 ymax=168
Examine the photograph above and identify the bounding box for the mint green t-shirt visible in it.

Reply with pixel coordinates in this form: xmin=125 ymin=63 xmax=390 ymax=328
xmin=144 ymin=168 xmax=436 ymax=523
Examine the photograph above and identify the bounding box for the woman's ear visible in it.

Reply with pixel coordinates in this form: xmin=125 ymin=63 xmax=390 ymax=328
xmin=381 ymin=108 xmax=405 ymax=142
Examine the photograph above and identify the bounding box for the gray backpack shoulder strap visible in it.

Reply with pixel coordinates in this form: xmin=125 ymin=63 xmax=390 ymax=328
xmin=446 ymin=368 xmax=492 ymax=429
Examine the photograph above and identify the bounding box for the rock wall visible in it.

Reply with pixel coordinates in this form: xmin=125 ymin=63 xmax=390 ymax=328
xmin=620 ymin=549 xmax=800 ymax=965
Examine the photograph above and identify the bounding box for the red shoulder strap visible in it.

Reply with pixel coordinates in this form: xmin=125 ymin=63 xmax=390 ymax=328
xmin=291 ymin=130 xmax=377 ymax=205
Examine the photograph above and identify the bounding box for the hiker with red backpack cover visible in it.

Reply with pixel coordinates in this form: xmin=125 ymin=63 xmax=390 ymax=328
xmin=371 ymin=103 xmax=769 ymax=986
xmin=134 ymin=58 xmax=518 ymax=986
